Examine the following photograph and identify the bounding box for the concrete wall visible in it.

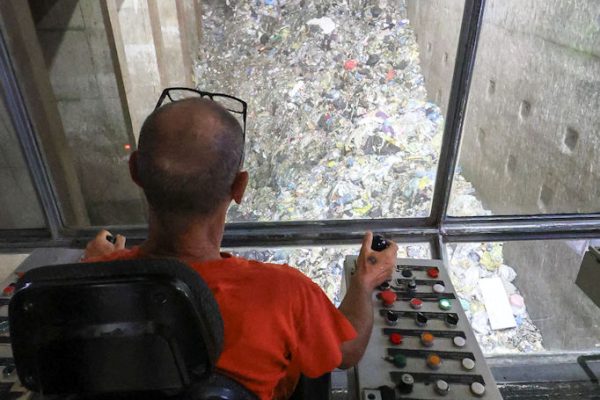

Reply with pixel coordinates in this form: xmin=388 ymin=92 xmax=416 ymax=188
xmin=503 ymin=239 xmax=600 ymax=352
xmin=407 ymin=0 xmax=600 ymax=352
xmin=407 ymin=0 xmax=600 ymax=216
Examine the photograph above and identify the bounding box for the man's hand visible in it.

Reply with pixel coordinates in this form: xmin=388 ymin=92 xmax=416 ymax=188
xmin=354 ymin=231 xmax=398 ymax=291
xmin=83 ymin=229 xmax=126 ymax=261
xmin=338 ymin=231 xmax=398 ymax=368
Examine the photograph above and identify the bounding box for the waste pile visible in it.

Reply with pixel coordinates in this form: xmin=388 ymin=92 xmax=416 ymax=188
xmin=196 ymin=0 xmax=443 ymax=221
xmin=197 ymin=0 xmax=544 ymax=354
xmin=447 ymin=242 xmax=544 ymax=354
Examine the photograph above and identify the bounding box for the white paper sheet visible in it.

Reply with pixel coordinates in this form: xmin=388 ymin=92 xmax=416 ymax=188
xmin=479 ymin=277 xmax=517 ymax=330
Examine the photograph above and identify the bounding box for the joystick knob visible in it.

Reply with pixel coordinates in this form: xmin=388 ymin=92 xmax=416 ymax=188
xmin=371 ymin=234 xmax=389 ymax=251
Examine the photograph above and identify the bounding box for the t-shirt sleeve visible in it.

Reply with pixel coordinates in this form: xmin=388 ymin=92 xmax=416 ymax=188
xmin=293 ymin=274 xmax=357 ymax=377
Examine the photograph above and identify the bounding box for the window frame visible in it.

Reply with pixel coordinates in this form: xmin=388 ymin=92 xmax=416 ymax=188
xmin=0 ymin=0 xmax=598 ymax=251
xmin=2 ymin=0 xmax=600 ymax=390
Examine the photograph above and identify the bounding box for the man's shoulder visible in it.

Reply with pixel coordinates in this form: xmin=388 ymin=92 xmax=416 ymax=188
xmin=84 ymin=247 xmax=141 ymax=263
xmin=243 ymin=258 xmax=309 ymax=278
xmin=223 ymin=257 xmax=314 ymax=286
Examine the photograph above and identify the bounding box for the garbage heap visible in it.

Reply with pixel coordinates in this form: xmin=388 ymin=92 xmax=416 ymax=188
xmin=197 ymin=0 xmax=544 ymax=354
xmin=196 ymin=0 xmax=442 ymax=221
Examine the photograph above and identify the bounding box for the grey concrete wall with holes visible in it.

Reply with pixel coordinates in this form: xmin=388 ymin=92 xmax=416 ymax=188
xmin=407 ymin=0 xmax=600 ymax=352
xmin=407 ymin=0 xmax=600 ymax=216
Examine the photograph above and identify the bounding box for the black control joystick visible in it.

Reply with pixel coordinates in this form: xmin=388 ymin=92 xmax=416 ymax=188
xmin=371 ymin=234 xmax=389 ymax=252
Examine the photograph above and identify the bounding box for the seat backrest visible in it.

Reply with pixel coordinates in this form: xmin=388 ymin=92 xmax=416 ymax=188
xmin=9 ymin=259 xmax=224 ymax=397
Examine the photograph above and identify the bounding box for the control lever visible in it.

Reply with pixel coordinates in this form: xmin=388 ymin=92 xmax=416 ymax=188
xmin=371 ymin=234 xmax=390 ymax=252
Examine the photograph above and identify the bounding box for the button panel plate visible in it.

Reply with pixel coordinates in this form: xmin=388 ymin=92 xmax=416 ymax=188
xmin=344 ymin=257 xmax=503 ymax=399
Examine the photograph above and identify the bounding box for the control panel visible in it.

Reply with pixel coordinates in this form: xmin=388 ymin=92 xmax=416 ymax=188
xmin=344 ymin=255 xmax=503 ymax=399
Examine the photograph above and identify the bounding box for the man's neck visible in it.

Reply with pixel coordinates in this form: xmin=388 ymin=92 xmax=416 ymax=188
xmin=140 ymin=208 xmax=226 ymax=264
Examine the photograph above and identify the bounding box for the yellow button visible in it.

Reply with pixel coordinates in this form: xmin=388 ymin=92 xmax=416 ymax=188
xmin=420 ymin=332 xmax=435 ymax=347
xmin=426 ymin=354 xmax=442 ymax=370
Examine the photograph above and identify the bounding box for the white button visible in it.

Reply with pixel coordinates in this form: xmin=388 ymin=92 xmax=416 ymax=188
xmin=434 ymin=379 xmax=449 ymax=395
xmin=453 ymin=336 xmax=466 ymax=347
xmin=470 ymin=382 xmax=486 ymax=397
xmin=432 ymin=283 xmax=445 ymax=293
xmin=462 ymin=358 xmax=476 ymax=371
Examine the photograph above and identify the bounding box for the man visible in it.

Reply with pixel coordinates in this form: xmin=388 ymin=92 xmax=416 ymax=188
xmin=84 ymin=96 xmax=397 ymax=399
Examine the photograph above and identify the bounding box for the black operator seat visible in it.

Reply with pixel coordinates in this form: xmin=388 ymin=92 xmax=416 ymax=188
xmin=8 ymin=259 xmax=258 ymax=400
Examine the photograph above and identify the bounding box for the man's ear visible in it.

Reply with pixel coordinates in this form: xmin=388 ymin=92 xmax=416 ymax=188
xmin=231 ymin=171 xmax=249 ymax=204
xmin=129 ymin=151 xmax=143 ymax=188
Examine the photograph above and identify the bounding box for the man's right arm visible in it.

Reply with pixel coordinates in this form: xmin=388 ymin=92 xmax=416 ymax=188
xmin=337 ymin=232 xmax=398 ymax=368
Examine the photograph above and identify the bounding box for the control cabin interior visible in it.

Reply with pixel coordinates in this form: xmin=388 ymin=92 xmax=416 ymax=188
xmin=0 ymin=0 xmax=599 ymax=399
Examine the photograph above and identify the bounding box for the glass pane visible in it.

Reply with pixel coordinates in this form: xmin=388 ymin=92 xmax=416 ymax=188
xmin=448 ymin=1 xmax=600 ymax=216
xmin=445 ymin=239 xmax=600 ymax=355
xmin=201 ymin=1 xmax=464 ymax=222
xmin=227 ymin=242 xmax=432 ymax=305
xmin=0 ymin=94 xmax=45 ymax=229
xmin=1 ymin=0 xmax=463 ymax=227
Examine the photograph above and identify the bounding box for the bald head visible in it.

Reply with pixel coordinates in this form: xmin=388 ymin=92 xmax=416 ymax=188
xmin=135 ymin=98 xmax=244 ymax=217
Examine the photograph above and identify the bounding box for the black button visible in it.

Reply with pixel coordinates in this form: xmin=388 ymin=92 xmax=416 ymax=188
xmin=371 ymin=234 xmax=389 ymax=251
xmin=445 ymin=314 xmax=459 ymax=327
xmin=401 ymin=269 xmax=413 ymax=278
xmin=386 ymin=311 xmax=398 ymax=322
xmin=407 ymin=279 xmax=417 ymax=291
xmin=415 ymin=312 xmax=428 ymax=326
xmin=397 ymin=373 xmax=414 ymax=394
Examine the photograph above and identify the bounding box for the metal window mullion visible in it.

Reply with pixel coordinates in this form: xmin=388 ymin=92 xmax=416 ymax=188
xmin=430 ymin=0 xmax=486 ymax=227
xmin=0 ymin=31 xmax=63 ymax=239
xmin=442 ymin=214 xmax=600 ymax=242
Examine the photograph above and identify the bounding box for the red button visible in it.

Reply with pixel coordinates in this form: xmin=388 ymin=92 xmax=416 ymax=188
xmin=389 ymin=333 xmax=403 ymax=345
xmin=427 ymin=268 xmax=439 ymax=278
xmin=409 ymin=298 xmax=423 ymax=309
xmin=380 ymin=290 xmax=397 ymax=307
xmin=2 ymin=286 xmax=15 ymax=296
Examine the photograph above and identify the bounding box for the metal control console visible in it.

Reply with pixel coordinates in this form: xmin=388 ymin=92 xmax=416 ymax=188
xmin=344 ymin=256 xmax=503 ymax=400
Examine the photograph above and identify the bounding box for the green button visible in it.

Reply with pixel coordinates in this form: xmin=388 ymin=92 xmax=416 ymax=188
xmin=439 ymin=298 xmax=452 ymax=310
xmin=393 ymin=354 xmax=407 ymax=368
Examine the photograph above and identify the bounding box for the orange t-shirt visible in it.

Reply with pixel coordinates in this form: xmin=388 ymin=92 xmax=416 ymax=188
xmin=86 ymin=247 xmax=357 ymax=399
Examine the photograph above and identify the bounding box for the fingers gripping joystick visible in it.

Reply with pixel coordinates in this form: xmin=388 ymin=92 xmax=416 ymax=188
xmin=371 ymin=234 xmax=390 ymax=252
